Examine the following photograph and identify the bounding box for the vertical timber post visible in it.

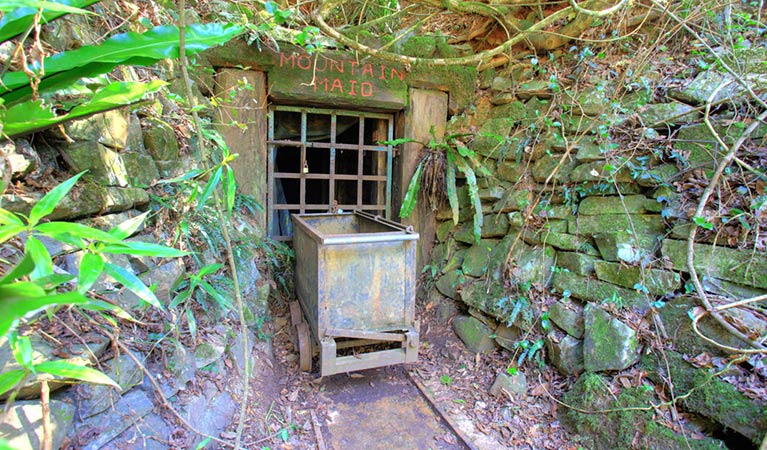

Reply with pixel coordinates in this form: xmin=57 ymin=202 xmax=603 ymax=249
xmin=214 ymin=69 xmax=268 ymax=233
xmin=398 ymin=88 xmax=448 ymax=271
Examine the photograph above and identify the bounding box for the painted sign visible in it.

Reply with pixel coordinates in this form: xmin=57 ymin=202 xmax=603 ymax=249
xmin=268 ymin=50 xmax=409 ymax=110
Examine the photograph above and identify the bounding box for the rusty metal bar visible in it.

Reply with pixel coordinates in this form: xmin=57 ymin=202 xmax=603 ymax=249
xmin=325 ymin=328 xmax=407 ymax=342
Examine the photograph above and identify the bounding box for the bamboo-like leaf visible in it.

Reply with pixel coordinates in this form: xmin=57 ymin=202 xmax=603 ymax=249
xmin=0 ymin=288 xmax=88 ymax=336
xmin=0 ymin=0 xmax=99 ymax=43
xmin=107 ymin=211 xmax=149 ymax=240
xmin=1 ymin=23 xmax=243 ymax=103
xmin=25 ymin=236 xmax=53 ymax=280
xmin=0 ymin=224 xmax=25 ymax=245
xmin=200 ymin=280 xmax=231 ymax=310
xmin=11 ymin=335 xmax=34 ymax=368
xmin=0 ymin=369 xmax=25 ymax=397
xmin=399 ymin=162 xmax=423 ymax=219
xmin=0 ymin=252 xmax=35 ymax=284
xmin=100 ymin=241 xmax=188 ymax=257
xmin=36 ymin=221 xmax=124 ymax=244
xmin=156 ymin=168 xmax=204 ymax=185
xmin=197 ymin=166 xmax=222 ymax=212
xmin=103 ymin=263 xmax=162 ymax=310
xmin=28 ymin=171 xmax=85 ymax=226
xmin=225 ymin=166 xmax=236 ymax=216
xmin=198 ymin=263 xmax=223 ymax=278
xmin=453 ymin=154 xmax=483 ymax=244
xmin=0 ymin=208 xmax=24 ymax=226
xmin=79 ymin=299 xmax=135 ymax=321
xmin=445 ymin=148 xmax=459 ymax=225
xmin=34 ymin=361 xmax=120 ymax=389
xmin=169 ymin=289 xmax=192 ymax=309
xmin=78 ymin=252 xmax=103 ymax=293
xmin=4 ymin=80 xmax=166 ymax=137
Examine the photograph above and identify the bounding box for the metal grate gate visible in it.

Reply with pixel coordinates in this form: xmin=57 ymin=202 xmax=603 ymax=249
xmin=267 ymin=106 xmax=394 ymax=240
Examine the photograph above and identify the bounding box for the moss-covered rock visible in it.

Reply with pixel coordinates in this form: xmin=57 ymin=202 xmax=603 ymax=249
xmin=452 ymin=315 xmax=497 ymax=354
xmin=555 ymin=251 xmax=598 ymax=276
xmin=546 ymin=331 xmax=584 ymax=375
xmin=462 ymin=239 xmax=500 ymax=277
xmin=492 ymin=189 xmax=531 ymax=213
xmin=460 ymin=279 xmax=535 ymax=329
xmin=643 ymin=350 xmax=767 ymax=445
xmin=578 ymin=194 xmax=656 ymax=215
xmin=583 ymin=304 xmax=639 ymax=371
xmin=531 ymin=154 xmax=576 ymax=182
xmin=435 ymin=269 xmax=463 ymax=299
xmin=593 ymin=231 xmax=661 ymax=263
xmin=552 ymin=271 xmax=649 ymax=309
xmin=569 ymin=214 xmax=666 ymax=235
xmin=549 ymin=299 xmax=585 ymax=338
xmin=561 ymin=373 xmax=724 ymax=450
xmin=638 ymin=102 xmax=701 ymax=128
xmin=662 ymin=239 xmax=767 ymax=289
xmin=594 ymin=261 xmax=680 ymax=296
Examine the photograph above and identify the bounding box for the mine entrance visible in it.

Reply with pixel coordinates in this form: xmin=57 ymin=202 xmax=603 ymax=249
xmin=267 ymin=106 xmax=394 ymax=240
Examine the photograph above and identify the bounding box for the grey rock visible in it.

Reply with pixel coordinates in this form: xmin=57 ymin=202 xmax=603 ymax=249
xmin=451 ymin=315 xmax=497 ymax=354
xmin=6 ymin=139 xmax=41 ymax=179
xmin=583 ymin=304 xmax=639 ymax=372
xmin=549 ymin=300 xmax=584 ymax=338
xmin=64 ymin=108 xmax=130 ymax=149
xmin=0 ymin=400 xmax=75 ymax=450
xmin=546 ymin=332 xmax=584 ymax=375
xmin=638 ymin=102 xmax=701 ymax=128
xmin=493 ymin=323 xmax=521 ymax=351
xmin=593 ymin=231 xmax=661 ymax=264
xmin=185 ymin=381 xmax=237 ymax=449
xmin=194 ymin=334 xmax=227 ymax=369
xmin=489 ymin=371 xmax=527 ymax=398
xmin=77 ymin=353 xmax=144 ymax=419
xmin=80 ymin=389 xmax=154 ymax=450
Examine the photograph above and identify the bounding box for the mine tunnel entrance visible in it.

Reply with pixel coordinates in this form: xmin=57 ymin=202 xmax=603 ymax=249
xmin=267 ymin=106 xmax=394 ymax=240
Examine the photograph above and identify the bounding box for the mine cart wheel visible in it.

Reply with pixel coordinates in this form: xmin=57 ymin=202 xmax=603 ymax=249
xmin=289 ymin=301 xmax=302 ymax=326
xmin=296 ymin=322 xmax=312 ymax=372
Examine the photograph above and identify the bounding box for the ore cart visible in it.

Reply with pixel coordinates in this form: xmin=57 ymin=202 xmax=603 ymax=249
xmin=290 ymin=211 xmax=419 ymax=376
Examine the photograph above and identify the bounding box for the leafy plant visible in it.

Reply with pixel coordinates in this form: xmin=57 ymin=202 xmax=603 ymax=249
xmin=391 ymin=133 xmax=491 ymax=244
xmin=0 ymin=171 xmax=187 ymax=398
xmin=440 ymin=374 xmax=453 ymax=386
xmin=0 ymin=1 xmax=244 ymax=138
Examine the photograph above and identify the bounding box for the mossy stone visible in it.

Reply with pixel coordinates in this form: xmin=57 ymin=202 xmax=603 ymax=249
xmin=583 ymin=304 xmax=639 ymax=372
xmin=462 ymin=239 xmax=499 ymax=277
xmin=639 ymin=102 xmax=701 ymax=128
xmin=552 ymin=271 xmax=649 ymax=309
xmin=578 ymin=195 xmax=653 ymax=215
xmin=662 ymin=239 xmax=767 ymax=289
xmin=562 ymin=373 xmax=725 ymax=450
xmin=569 ymin=214 xmax=666 ymax=235
xmin=546 ymin=332 xmax=584 ymax=375
xmin=643 ymin=350 xmax=767 ymax=444
xmin=451 ymin=315 xmax=497 ymax=354
xmin=549 ymin=300 xmax=585 ymax=338
xmin=531 ymin=154 xmax=575 ymax=183
xmin=556 ymin=251 xmax=597 ymax=276
xmin=435 ymin=269 xmax=463 ymax=299
xmin=593 ymin=261 xmax=680 ymax=296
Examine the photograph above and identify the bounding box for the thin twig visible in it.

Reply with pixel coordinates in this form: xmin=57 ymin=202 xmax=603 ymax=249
xmin=41 ymin=380 xmax=52 ymax=450
xmin=685 ymin=81 xmax=767 ymax=352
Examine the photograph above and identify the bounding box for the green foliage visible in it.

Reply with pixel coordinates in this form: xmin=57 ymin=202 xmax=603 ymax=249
xmin=0 ymin=0 xmax=99 ymax=43
xmin=0 ymin=2 xmax=243 ymax=137
xmin=395 ymin=133 xmax=490 ymax=244
xmin=440 ymin=374 xmax=453 ymax=386
xmin=0 ymin=171 xmax=188 ymax=398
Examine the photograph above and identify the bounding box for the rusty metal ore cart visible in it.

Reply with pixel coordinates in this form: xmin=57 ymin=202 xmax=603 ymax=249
xmin=290 ymin=210 xmax=419 ymax=376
